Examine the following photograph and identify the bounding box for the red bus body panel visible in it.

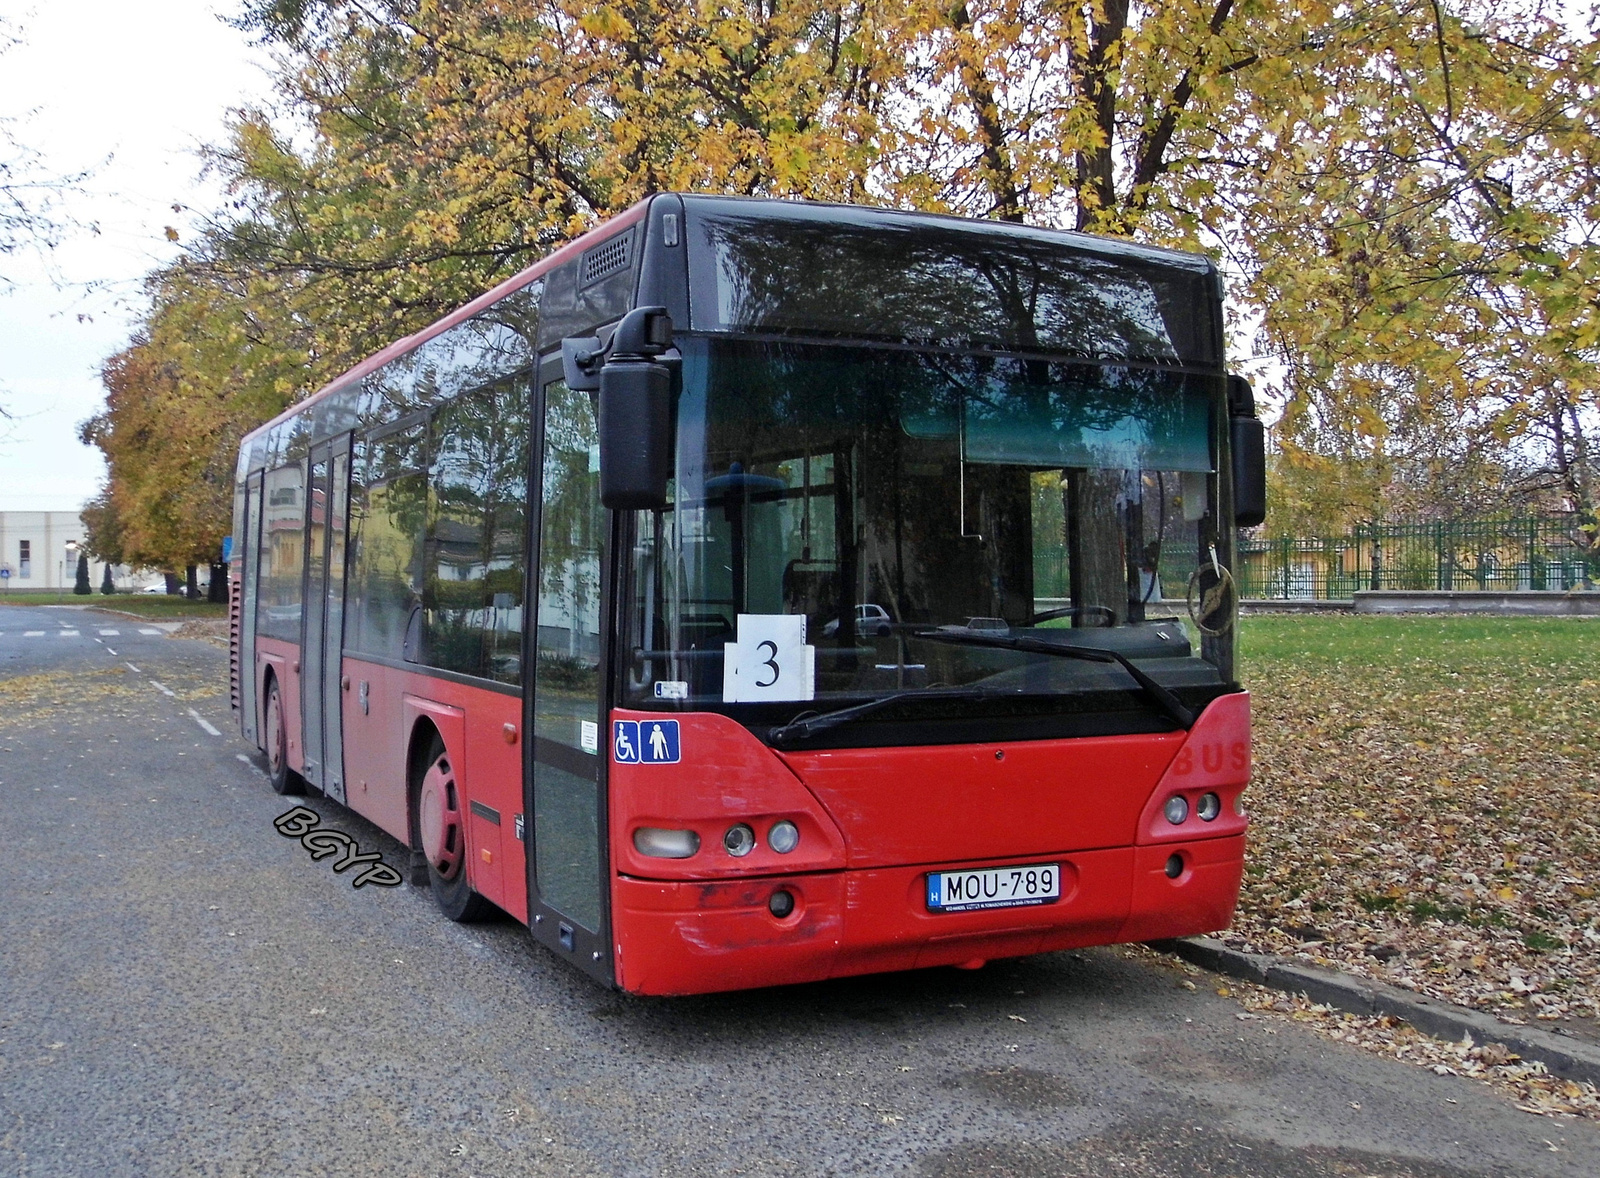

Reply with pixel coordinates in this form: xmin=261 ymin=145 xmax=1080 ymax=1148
xmin=338 ymin=657 xmax=528 ymax=923
xmin=253 ymin=637 xmax=1246 ymax=993
xmin=777 ymin=731 xmax=1185 ymax=867
xmin=608 ymin=694 xmax=1251 ymax=995
xmin=255 ymin=636 xmax=304 ymax=773
xmin=251 ymin=649 xmax=528 ymax=924
xmin=608 ymin=711 xmax=848 ymax=882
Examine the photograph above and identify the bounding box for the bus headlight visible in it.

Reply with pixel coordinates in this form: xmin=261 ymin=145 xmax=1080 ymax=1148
xmin=768 ymin=820 xmax=800 ymax=854
xmin=1197 ymin=792 xmax=1221 ymax=821
xmin=633 ymin=827 xmax=701 ymax=859
xmin=723 ymin=823 xmax=756 ymax=857
xmin=1164 ymin=795 xmax=1189 ymax=825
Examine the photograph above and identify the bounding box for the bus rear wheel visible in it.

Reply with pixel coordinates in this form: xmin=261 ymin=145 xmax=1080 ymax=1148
xmin=415 ymin=734 xmax=494 ymax=923
xmin=264 ymin=677 xmax=304 ymax=796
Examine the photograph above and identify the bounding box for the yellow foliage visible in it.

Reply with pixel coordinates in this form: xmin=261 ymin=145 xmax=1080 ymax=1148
xmin=85 ymin=0 xmax=1600 ymax=557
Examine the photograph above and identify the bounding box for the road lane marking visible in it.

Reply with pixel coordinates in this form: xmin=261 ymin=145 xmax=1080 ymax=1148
xmin=98 ymin=629 xmax=120 ymax=636
xmin=59 ymin=630 xmax=80 ymax=637
xmin=24 ymin=631 xmax=44 ymax=637
xmin=149 ymin=680 xmax=176 ymax=698
xmin=105 ymin=648 xmax=117 ymax=655
xmin=125 ymin=661 xmax=142 ymax=673
xmin=188 ymin=708 xmax=222 ymax=736
xmin=138 ymin=628 xmax=162 ymax=635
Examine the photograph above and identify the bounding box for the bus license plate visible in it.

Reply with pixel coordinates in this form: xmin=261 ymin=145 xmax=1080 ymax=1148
xmin=927 ymin=864 xmax=1061 ymax=912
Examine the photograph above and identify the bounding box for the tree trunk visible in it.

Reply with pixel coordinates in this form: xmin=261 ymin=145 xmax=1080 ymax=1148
xmin=185 ymin=564 xmax=199 ymax=600
xmin=208 ymin=562 xmax=228 ymax=603
xmin=164 ymin=571 xmax=182 ymax=595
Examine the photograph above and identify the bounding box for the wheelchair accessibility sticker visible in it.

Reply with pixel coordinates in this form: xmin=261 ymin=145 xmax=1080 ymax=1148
xmin=613 ymin=719 xmax=681 ymax=764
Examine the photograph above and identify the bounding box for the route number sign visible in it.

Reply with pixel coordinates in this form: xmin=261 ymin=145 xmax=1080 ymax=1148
xmin=722 ymin=614 xmax=815 ymax=703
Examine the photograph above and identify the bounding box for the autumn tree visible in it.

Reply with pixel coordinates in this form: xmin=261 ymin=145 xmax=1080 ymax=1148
xmin=79 ymin=485 xmax=126 ymax=568
xmin=89 ymin=0 xmax=1600 ymax=558
xmin=79 ymin=302 xmax=256 ymax=578
xmin=1225 ymin=3 xmax=1600 ymax=544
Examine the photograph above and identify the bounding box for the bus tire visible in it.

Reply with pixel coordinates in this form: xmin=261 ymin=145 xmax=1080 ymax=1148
xmin=264 ymin=676 xmax=305 ymax=796
xmin=414 ymin=733 xmax=494 ymax=923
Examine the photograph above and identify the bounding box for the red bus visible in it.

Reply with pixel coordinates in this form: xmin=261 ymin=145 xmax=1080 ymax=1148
xmin=229 ymin=195 xmax=1266 ymax=995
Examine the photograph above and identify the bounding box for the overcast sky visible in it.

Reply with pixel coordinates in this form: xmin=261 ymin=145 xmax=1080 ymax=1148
xmin=0 ymin=1 xmax=272 ymax=511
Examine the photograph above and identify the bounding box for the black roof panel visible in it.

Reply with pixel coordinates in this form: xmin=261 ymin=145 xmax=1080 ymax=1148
xmin=681 ymin=196 xmax=1221 ymax=367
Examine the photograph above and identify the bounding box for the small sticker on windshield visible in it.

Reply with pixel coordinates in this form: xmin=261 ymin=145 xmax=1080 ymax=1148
xmin=580 ymin=720 xmax=599 ymax=754
xmin=654 ymin=680 xmax=689 ymax=700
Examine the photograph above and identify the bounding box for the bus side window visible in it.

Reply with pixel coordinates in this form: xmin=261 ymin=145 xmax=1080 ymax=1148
xmin=347 ymin=420 xmax=428 ymax=663
xmin=424 ymin=378 xmax=530 ymax=684
xmin=258 ymin=463 xmax=306 ymax=642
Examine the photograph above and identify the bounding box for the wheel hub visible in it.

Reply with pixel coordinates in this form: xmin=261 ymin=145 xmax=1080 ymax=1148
xmin=266 ymin=690 xmax=283 ymax=774
xmin=418 ymin=753 xmax=463 ymax=879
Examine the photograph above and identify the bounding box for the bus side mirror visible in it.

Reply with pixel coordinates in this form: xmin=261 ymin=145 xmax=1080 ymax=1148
xmin=1227 ymin=375 xmax=1266 ymax=529
xmin=597 ymin=307 xmax=674 ymax=511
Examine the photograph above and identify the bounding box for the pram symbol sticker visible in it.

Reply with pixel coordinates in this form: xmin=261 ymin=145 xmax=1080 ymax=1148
xmin=613 ymin=719 xmax=681 ymax=764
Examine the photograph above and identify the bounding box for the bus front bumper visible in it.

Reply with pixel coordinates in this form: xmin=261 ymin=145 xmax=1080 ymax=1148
xmin=611 ymin=834 xmax=1245 ymax=996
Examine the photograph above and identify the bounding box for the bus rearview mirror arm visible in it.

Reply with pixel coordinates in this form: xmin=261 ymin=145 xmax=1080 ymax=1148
xmin=563 ymin=306 xmax=674 ymax=393
xmin=1227 ymin=375 xmax=1266 ymax=529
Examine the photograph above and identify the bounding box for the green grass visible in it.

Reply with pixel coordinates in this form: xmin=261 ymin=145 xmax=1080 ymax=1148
xmin=1238 ymin=612 xmax=1600 ymax=673
xmin=94 ymin=598 xmax=228 ymax=619
xmin=0 ymin=591 xmax=227 ymax=619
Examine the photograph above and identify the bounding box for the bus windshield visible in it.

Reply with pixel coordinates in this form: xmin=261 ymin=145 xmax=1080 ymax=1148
xmin=622 ymin=337 xmax=1234 ymax=739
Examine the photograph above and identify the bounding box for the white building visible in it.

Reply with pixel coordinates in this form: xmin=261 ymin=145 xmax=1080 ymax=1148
xmin=0 ymin=511 xmax=144 ymax=592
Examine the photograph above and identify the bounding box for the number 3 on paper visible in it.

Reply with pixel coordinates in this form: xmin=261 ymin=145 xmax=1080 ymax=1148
xmin=722 ymin=614 xmax=815 ymax=703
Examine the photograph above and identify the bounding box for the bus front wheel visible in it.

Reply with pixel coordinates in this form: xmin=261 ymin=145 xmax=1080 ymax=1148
xmin=264 ymin=677 xmax=304 ymax=796
xmin=415 ymin=734 xmax=494 ymax=923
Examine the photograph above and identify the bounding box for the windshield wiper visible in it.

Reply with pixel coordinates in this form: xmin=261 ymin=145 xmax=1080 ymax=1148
xmin=768 ymin=688 xmax=992 ymax=747
xmin=911 ymin=630 xmax=1195 ymax=729
xmin=767 ymin=633 xmax=1194 ymax=746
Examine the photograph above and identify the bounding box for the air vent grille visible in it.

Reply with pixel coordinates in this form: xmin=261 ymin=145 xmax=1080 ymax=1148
xmin=581 ymin=231 xmax=632 ymax=287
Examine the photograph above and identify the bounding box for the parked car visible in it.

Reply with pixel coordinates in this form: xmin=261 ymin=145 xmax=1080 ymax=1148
xmin=821 ymin=603 xmax=893 ymax=638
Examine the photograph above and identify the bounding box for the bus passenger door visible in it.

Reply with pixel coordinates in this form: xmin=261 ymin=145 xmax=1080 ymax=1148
xmin=525 ymin=371 xmax=613 ymax=984
xmin=301 ymin=447 xmax=330 ymax=790
xmin=240 ymin=470 xmax=264 ymax=747
xmin=301 ymin=436 xmax=352 ymax=799
xmin=321 ymin=441 xmax=351 ymax=802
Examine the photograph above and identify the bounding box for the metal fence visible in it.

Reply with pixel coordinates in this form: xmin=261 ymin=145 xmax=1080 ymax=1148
xmin=1238 ymin=515 xmax=1600 ymax=600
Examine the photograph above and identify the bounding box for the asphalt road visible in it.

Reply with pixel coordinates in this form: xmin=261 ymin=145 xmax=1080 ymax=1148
xmin=1 ymin=601 xmax=1596 ymax=1177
